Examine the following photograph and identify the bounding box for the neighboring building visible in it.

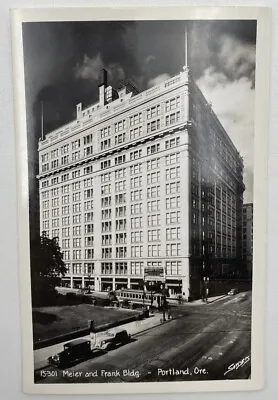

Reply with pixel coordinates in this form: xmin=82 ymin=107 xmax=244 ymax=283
xmin=37 ymin=59 xmax=244 ymax=300
xmin=242 ymin=203 xmax=253 ymax=278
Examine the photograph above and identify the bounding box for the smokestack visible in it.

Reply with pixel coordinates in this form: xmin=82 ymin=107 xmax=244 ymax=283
xmin=98 ymin=68 xmax=108 ymax=106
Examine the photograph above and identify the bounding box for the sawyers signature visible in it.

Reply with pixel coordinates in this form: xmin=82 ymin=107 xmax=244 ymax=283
xmin=224 ymin=356 xmax=250 ymax=376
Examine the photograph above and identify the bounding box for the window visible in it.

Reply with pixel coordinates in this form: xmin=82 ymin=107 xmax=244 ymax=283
xmin=166 ymin=196 xmax=180 ymax=209
xmin=51 ymin=187 xmax=59 ymax=196
xmin=85 ymin=224 xmax=94 ymax=234
xmin=166 ymin=243 xmax=181 ymax=256
xmin=130 ymin=176 xmax=142 ymax=188
xmin=62 ymin=206 xmax=69 ymax=215
xmin=131 ymin=231 xmax=143 ymax=243
xmin=165 ymin=96 xmax=180 ymax=112
xmin=51 ymin=159 xmax=59 ymax=169
xmin=72 ymin=214 xmax=81 ymax=224
xmin=84 ymin=133 xmax=93 ymax=145
xmin=102 ymin=221 xmax=111 ymax=232
xmin=52 ymin=229 xmax=59 ymax=238
xmin=130 ymin=113 xmax=142 ymax=126
xmin=72 ymin=263 xmax=82 ymax=274
xmin=148 ymin=245 xmax=161 ymax=257
xmin=115 ymin=132 xmax=126 ymax=145
xmin=41 ymin=153 xmax=49 ymax=163
xmin=131 ymin=217 xmax=142 ymax=229
xmin=101 ymin=172 xmax=111 ymax=183
xmin=116 ymin=206 xmax=126 ymax=217
xmin=147 ymin=200 xmax=160 ymax=212
xmin=146 ymin=105 xmax=160 ymax=119
xmin=116 ymin=247 xmax=127 ymax=259
xmin=42 ymin=221 xmax=49 ymax=229
xmin=62 ymin=228 xmax=70 ymax=237
xmin=73 ymin=238 xmax=81 ymax=248
xmin=41 ymin=191 xmax=49 ymax=200
xmin=166 ymin=111 xmax=181 ymax=126
xmin=130 ymin=262 xmax=143 ymax=275
xmin=52 ymin=208 xmax=59 ymax=217
xmin=131 ymin=246 xmax=143 ymax=257
xmin=85 ymin=249 xmax=94 ymax=259
xmin=116 ymin=233 xmax=126 ymax=244
xmin=165 ymin=261 xmax=182 ymax=275
xmin=73 ymin=250 xmax=82 ymax=260
xmin=115 ymin=262 xmax=127 ymax=274
xmin=115 ymin=180 xmax=126 ymax=192
xmin=116 ymin=219 xmax=126 ymax=231
xmin=130 ymin=126 xmax=142 ymax=140
xmin=131 ymin=190 xmax=142 ymax=201
xmin=114 ymin=120 xmax=126 ymax=132
xmin=101 ymin=160 xmax=111 ymax=170
xmin=148 ymin=229 xmax=161 ymax=242
xmin=72 ymin=170 xmax=81 ymax=179
xmin=72 ymin=182 xmax=81 ymax=191
xmin=148 ymin=214 xmax=160 ymax=227
xmin=101 ymin=184 xmax=111 ymax=195
xmin=147 ymin=158 xmax=160 ymax=170
xmin=115 ymin=193 xmax=126 ymax=205
xmin=101 ymin=262 xmax=113 ymax=275
xmin=147 ymin=119 xmax=160 ymax=133
xmin=51 ymin=149 xmax=59 ymax=159
xmin=102 ymin=234 xmax=112 ymax=245
xmin=84 ymin=166 xmax=93 ymax=175
xmin=165 ymin=152 xmax=180 ymax=166
xmin=101 ymin=196 xmax=111 ymax=207
xmin=84 ymin=146 xmax=93 ymax=156
xmin=84 ymin=177 xmax=93 ymax=187
xmin=100 ymin=126 xmax=111 ymax=138
xmin=84 ymin=212 xmax=93 ymax=222
xmin=72 ymin=139 xmax=80 ymax=150
xmin=165 ymin=137 xmax=180 ymax=149
xmin=73 ymin=226 xmax=81 ymax=236
xmin=84 ymin=189 xmax=93 ymax=199
xmin=63 ymin=251 xmax=70 ymax=260
xmin=166 ymin=167 xmax=180 ymax=180
xmin=51 ymin=177 xmax=59 ymax=185
xmin=84 ymin=263 xmax=94 ymax=274
xmin=166 ymin=227 xmax=181 ymax=240
xmin=42 ymin=163 xmax=49 ymax=172
xmin=115 ymin=168 xmax=126 ymax=180
xmin=102 ymin=247 xmax=112 ymax=259
xmin=166 ymin=181 xmax=180 ymax=195
xmin=72 ymin=192 xmax=81 ymax=202
xmin=42 ymin=210 xmax=49 ymax=219
xmin=147 ymin=186 xmax=160 ymax=199
xmin=102 ymin=209 xmax=111 ymax=220
xmin=84 ymin=200 xmax=94 ymax=210
xmin=131 ymin=203 xmax=142 ymax=215
xmin=42 ymin=200 xmax=49 ymax=209
xmin=62 ymin=239 xmax=70 ymax=248
xmin=41 ymin=180 xmax=49 ymax=188
xmin=130 ymin=163 xmax=142 ymax=175
xmin=147 ymin=170 xmax=160 ymax=184
xmin=147 ymin=144 xmax=160 ymax=155
xmin=115 ymin=155 xmax=126 ymax=165
xmin=52 ymin=218 xmax=59 ymax=227
xmin=61 ymin=144 xmax=69 ymax=154
xmin=166 ymin=211 xmax=180 ymax=224
xmin=130 ymin=149 xmax=142 ymax=161
xmin=101 ymin=139 xmax=111 ymax=150
xmin=62 ymin=195 xmax=70 ymax=205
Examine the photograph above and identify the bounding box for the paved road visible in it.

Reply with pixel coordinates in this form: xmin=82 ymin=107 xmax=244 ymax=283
xmin=36 ymin=292 xmax=252 ymax=384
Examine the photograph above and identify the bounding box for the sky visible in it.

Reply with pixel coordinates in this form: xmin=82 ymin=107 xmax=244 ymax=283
xmin=23 ymin=20 xmax=256 ymax=203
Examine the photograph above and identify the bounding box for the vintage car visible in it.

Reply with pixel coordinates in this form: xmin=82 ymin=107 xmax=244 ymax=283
xmin=228 ymin=288 xmax=239 ymax=296
xmin=96 ymin=329 xmax=131 ymax=351
xmin=48 ymin=338 xmax=92 ymax=367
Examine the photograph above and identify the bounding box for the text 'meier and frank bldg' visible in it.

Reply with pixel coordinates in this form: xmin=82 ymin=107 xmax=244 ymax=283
xmin=37 ymin=30 xmax=244 ymax=299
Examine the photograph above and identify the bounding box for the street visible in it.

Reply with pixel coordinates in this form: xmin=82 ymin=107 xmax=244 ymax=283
xmin=36 ymin=291 xmax=252 ymax=383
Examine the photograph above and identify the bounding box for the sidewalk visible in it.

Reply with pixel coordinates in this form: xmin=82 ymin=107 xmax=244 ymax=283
xmin=34 ymin=313 xmax=162 ymax=371
xmin=187 ymin=294 xmax=228 ymax=305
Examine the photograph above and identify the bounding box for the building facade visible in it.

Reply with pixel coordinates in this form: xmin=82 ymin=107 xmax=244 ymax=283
xmin=37 ymin=65 xmax=244 ymax=300
xmin=242 ymin=203 xmax=253 ymax=278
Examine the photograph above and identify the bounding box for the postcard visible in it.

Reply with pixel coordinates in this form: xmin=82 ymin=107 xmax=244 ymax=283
xmin=11 ymin=5 xmax=271 ymax=395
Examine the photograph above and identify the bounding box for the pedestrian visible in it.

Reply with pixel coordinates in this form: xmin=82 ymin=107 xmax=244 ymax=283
xmin=167 ymin=308 xmax=172 ymax=320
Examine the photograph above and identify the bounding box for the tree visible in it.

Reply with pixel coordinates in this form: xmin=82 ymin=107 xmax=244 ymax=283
xmin=30 ymin=231 xmax=67 ymax=306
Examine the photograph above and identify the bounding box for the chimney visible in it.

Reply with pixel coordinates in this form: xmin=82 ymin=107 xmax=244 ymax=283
xmin=98 ymin=69 xmax=108 ymax=106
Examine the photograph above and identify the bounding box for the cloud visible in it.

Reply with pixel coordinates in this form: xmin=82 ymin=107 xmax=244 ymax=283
xmin=218 ymin=35 xmax=256 ymax=83
xmin=147 ymin=73 xmax=171 ymax=88
xmin=197 ymin=66 xmax=255 ymax=203
xmin=75 ymin=53 xmax=125 ymax=83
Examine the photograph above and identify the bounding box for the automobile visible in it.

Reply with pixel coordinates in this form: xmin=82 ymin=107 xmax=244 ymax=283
xmin=96 ymin=329 xmax=131 ymax=351
xmin=48 ymin=338 xmax=92 ymax=367
xmin=228 ymin=288 xmax=239 ymax=296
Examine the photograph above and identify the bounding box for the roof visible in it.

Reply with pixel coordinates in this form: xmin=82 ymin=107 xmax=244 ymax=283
xmin=64 ymin=338 xmax=90 ymax=347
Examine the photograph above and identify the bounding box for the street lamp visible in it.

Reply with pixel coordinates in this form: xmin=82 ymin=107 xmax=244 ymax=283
xmin=160 ymin=283 xmax=167 ymax=322
xmin=149 ymin=281 xmax=154 ymax=312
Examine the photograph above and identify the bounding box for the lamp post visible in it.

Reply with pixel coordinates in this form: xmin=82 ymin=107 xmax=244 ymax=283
xmin=160 ymin=283 xmax=167 ymax=322
xmin=149 ymin=281 xmax=154 ymax=312
xmin=203 ymin=277 xmax=210 ymax=303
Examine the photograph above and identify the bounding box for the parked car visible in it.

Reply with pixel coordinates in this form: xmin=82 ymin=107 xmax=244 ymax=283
xmin=48 ymin=338 xmax=92 ymax=367
xmin=96 ymin=329 xmax=131 ymax=351
xmin=228 ymin=288 xmax=239 ymax=296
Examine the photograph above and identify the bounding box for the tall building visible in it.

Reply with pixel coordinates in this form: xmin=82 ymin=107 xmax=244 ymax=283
xmin=37 ymin=45 xmax=244 ymax=300
xmin=242 ymin=203 xmax=253 ymax=278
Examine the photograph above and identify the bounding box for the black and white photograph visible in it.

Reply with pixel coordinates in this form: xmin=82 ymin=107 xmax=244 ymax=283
xmin=11 ymin=6 xmax=270 ymax=395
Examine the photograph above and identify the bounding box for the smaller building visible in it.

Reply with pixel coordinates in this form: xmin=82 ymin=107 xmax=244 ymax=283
xmin=242 ymin=203 xmax=253 ymax=278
